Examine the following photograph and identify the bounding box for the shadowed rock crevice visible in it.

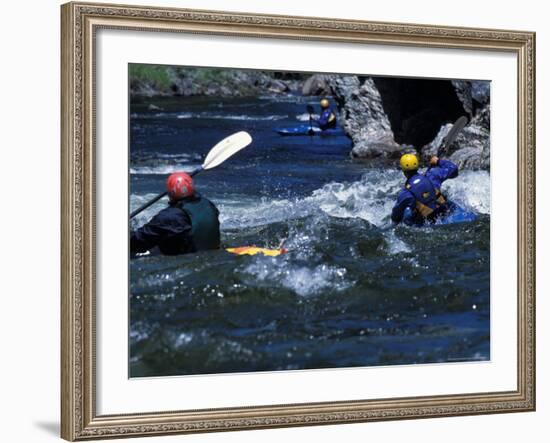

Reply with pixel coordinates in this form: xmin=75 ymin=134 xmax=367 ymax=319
xmin=372 ymin=78 xmax=465 ymax=148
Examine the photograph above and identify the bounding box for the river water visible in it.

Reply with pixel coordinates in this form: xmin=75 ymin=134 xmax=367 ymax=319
xmin=129 ymin=95 xmax=490 ymax=377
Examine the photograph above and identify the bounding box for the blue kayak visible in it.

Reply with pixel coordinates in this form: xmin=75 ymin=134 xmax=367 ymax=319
xmin=404 ymin=204 xmax=477 ymax=226
xmin=438 ymin=205 xmax=478 ymax=225
xmin=275 ymin=124 xmax=346 ymax=137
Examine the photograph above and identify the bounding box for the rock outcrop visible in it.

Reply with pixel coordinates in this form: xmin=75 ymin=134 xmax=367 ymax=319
xmin=452 ymin=80 xmax=490 ymax=116
xmin=326 ymin=76 xmax=491 ymax=169
xmin=327 ymin=76 xmax=401 ymax=159
xmin=301 ymin=74 xmax=332 ymax=96
xmin=427 ymin=106 xmax=490 ymax=170
xmin=423 ymin=81 xmax=491 ymax=170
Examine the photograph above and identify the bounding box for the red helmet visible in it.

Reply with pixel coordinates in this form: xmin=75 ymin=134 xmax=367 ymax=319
xmin=166 ymin=172 xmax=194 ymax=201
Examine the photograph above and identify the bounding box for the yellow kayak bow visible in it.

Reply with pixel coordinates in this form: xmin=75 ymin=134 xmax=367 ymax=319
xmin=226 ymin=246 xmax=288 ymax=257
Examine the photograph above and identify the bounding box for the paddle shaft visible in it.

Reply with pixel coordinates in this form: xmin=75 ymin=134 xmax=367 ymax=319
xmin=129 ymin=167 xmax=202 ymax=219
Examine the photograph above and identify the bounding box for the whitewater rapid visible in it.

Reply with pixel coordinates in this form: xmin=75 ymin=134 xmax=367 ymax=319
xmin=131 ymin=168 xmax=490 ymax=231
xmin=223 ymin=169 xmax=490 ymax=229
xmin=129 ymin=95 xmax=491 ymax=377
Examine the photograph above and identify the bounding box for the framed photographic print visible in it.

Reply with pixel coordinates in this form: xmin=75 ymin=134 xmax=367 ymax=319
xmin=61 ymin=1 xmax=536 ymax=440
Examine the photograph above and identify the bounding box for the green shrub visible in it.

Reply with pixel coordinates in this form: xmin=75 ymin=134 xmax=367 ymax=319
xmin=129 ymin=64 xmax=172 ymax=90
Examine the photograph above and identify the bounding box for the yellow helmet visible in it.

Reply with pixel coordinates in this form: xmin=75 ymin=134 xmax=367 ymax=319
xmin=399 ymin=153 xmax=419 ymax=172
xmin=320 ymin=98 xmax=330 ymax=108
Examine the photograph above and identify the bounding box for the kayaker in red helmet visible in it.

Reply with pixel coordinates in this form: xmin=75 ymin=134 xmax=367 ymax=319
xmin=130 ymin=172 xmax=220 ymax=256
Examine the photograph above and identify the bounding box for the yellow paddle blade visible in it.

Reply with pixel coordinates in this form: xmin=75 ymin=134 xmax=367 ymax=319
xmin=226 ymin=246 xmax=288 ymax=257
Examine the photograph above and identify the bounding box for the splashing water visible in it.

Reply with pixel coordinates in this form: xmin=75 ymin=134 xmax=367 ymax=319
xmin=296 ymin=112 xmax=319 ymax=121
xmin=132 ymin=167 xmax=490 ymax=257
xmin=244 ymin=259 xmax=352 ymax=297
xmin=445 ymin=170 xmax=491 ymax=214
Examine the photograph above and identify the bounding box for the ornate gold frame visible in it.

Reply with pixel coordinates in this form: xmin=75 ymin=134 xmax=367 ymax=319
xmin=61 ymin=1 xmax=536 ymax=440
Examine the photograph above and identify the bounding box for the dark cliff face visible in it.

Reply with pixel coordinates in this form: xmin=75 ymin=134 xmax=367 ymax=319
xmin=372 ymin=78 xmax=465 ymax=148
xmin=422 ymin=80 xmax=491 ymax=170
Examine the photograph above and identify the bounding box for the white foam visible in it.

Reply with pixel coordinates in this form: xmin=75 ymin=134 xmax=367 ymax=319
xmin=445 ymin=170 xmax=491 ymax=215
xmin=132 ymin=168 xmax=491 ymax=232
xmin=244 ymin=260 xmax=352 ymax=297
xmin=199 ymin=113 xmax=287 ymax=121
xmin=306 ymin=172 xmax=399 ymax=228
xmin=384 ymin=230 xmax=412 ymax=254
xmin=174 ymin=332 xmax=194 ymax=348
xmin=295 ymin=112 xmax=319 ymax=122
xmin=134 ymin=111 xmax=287 ymax=121
xmin=130 ymin=193 xmax=166 ymax=228
xmin=307 ymin=168 xmax=490 ymax=226
xmin=130 ymin=163 xmax=201 ymax=175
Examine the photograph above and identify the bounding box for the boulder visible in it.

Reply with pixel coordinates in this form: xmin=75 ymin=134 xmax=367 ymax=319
xmin=448 ymin=105 xmax=490 ymax=170
xmin=422 ymin=105 xmax=490 ymax=170
xmin=267 ymin=79 xmax=290 ymax=94
xmin=302 ymin=74 xmax=332 ymax=96
xmin=147 ymin=104 xmax=163 ymax=111
xmin=452 ymin=80 xmax=490 ymax=116
xmin=327 ymin=76 xmax=401 ymax=159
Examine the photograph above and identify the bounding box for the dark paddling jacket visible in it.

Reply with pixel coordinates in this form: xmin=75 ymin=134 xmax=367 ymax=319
xmin=391 ymin=159 xmax=459 ymax=225
xmin=317 ymin=107 xmax=337 ymax=130
xmin=131 ymin=193 xmax=220 ymax=256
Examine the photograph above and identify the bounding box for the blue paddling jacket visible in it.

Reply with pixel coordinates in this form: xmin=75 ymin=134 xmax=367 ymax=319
xmin=391 ymin=159 xmax=459 ymax=225
xmin=316 ymin=107 xmax=337 ymax=130
xmin=130 ymin=193 xmax=220 ymax=256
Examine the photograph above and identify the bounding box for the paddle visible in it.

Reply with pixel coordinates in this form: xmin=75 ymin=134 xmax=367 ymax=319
xmin=438 ymin=115 xmax=468 ymax=157
xmin=426 ymin=116 xmax=468 ymax=173
xmin=130 ymin=131 xmax=252 ymax=219
xmin=306 ymin=104 xmax=315 ymax=136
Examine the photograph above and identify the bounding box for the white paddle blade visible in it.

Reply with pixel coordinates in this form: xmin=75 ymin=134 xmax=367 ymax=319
xmin=202 ymin=131 xmax=252 ymax=170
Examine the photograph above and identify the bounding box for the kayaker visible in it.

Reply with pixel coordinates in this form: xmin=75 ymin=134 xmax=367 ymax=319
xmin=130 ymin=172 xmax=220 ymax=255
xmin=391 ymin=153 xmax=459 ymax=226
xmin=316 ymin=98 xmax=337 ymax=130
